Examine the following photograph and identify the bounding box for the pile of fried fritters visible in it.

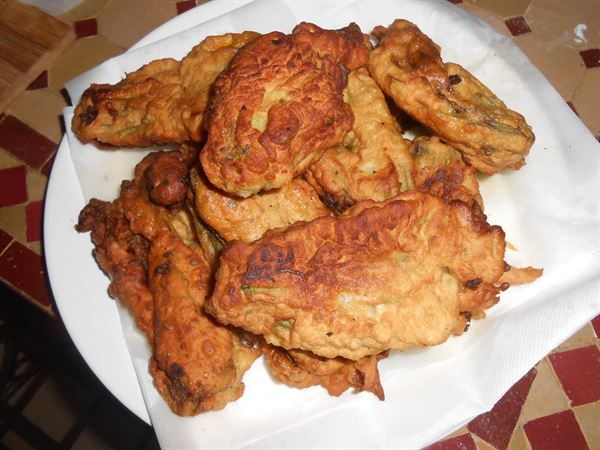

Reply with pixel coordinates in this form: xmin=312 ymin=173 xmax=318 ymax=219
xmin=74 ymin=20 xmax=542 ymax=416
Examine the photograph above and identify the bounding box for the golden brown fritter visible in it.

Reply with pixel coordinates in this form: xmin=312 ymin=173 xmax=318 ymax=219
xmin=262 ymin=342 xmax=387 ymax=400
xmin=149 ymin=232 xmax=260 ymax=415
xmin=207 ymin=192 xmax=507 ymax=360
xmin=76 ymin=198 xmax=153 ymax=339
xmin=190 ymin=167 xmax=330 ymax=243
xmin=77 ymin=148 xmax=260 ymax=416
xmin=200 ymin=22 xmax=370 ymax=197
xmin=369 ymin=20 xmax=534 ymax=175
xmin=72 ymin=32 xmax=260 ymax=147
xmin=411 ymin=136 xmax=483 ymax=209
xmin=119 ymin=145 xmax=198 ymax=241
xmin=306 ymin=68 xmax=414 ymax=213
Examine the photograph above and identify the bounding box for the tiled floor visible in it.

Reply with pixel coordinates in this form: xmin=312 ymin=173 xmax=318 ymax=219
xmin=0 ymin=283 xmax=160 ymax=449
xmin=0 ymin=0 xmax=598 ymax=449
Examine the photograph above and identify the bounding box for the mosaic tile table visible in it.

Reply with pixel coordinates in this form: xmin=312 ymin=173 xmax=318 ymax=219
xmin=0 ymin=0 xmax=598 ymax=448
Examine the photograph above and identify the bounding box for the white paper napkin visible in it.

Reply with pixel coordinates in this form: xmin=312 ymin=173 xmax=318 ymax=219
xmin=62 ymin=1 xmax=600 ymax=448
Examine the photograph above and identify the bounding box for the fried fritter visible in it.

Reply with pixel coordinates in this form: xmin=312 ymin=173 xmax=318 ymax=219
xmin=306 ymin=68 xmax=414 ymax=213
xmin=262 ymin=342 xmax=387 ymax=400
xmin=149 ymin=232 xmax=260 ymax=415
xmin=120 ymin=145 xmax=198 ymax=241
xmin=190 ymin=167 xmax=330 ymax=243
xmin=369 ymin=20 xmax=534 ymax=175
xmin=200 ymin=22 xmax=370 ymax=197
xmin=411 ymin=136 xmax=483 ymax=209
xmin=207 ymin=192 xmax=507 ymax=360
xmin=76 ymin=198 xmax=153 ymax=338
xmin=77 ymin=148 xmax=260 ymax=415
xmin=72 ymin=32 xmax=260 ymax=147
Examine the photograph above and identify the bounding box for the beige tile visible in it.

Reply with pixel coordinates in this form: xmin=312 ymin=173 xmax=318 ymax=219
xmin=519 ymin=357 xmax=569 ymax=424
xmin=463 ymin=0 xmax=532 ymax=19
xmin=58 ymin=0 xmax=112 ymax=24
xmin=472 ymin=433 xmax=499 ymax=449
xmin=96 ymin=0 xmax=177 ymax=49
xmin=72 ymin=427 xmax=115 ymax=450
xmin=507 ymin=427 xmax=532 ymax=450
xmin=7 ymin=89 xmax=67 ymax=144
xmin=553 ymin=324 xmax=598 ymax=353
xmin=526 ymin=0 xmax=600 ymax=51
xmin=447 ymin=425 xmax=470 ymax=438
xmin=513 ymin=32 xmax=587 ymax=100
xmin=0 ymin=148 xmax=25 ymax=170
xmin=48 ymin=36 xmax=125 ymax=92
xmin=1 ymin=431 xmax=38 ymax=450
xmin=0 ymin=205 xmax=27 ymax=244
xmin=26 ymin=170 xmax=48 ymax=203
xmin=22 ymin=371 xmax=93 ymax=442
xmin=459 ymin=3 xmax=511 ymax=36
xmin=25 ymin=241 xmax=42 ymax=255
xmin=574 ymin=402 xmax=600 ymax=448
xmin=571 ymin=68 xmax=600 ymax=137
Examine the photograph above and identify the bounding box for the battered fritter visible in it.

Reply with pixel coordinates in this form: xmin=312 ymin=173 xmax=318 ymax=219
xmin=149 ymin=233 xmax=260 ymax=415
xmin=77 ymin=148 xmax=260 ymax=415
xmin=411 ymin=136 xmax=483 ymax=209
xmin=72 ymin=32 xmax=259 ymax=147
xmin=306 ymin=68 xmax=414 ymax=213
xmin=200 ymin=22 xmax=369 ymax=197
xmin=369 ymin=20 xmax=534 ymax=175
xmin=207 ymin=192 xmax=507 ymax=360
xmin=262 ymin=342 xmax=387 ymax=400
xmin=191 ymin=168 xmax=330 ymax=243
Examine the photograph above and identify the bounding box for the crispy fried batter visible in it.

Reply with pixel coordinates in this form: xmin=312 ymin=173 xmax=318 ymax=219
xmin=207 ymin=192 xmax=507 ymax=360
xmin=77 ymin=148 xmax=260 ymax=415
xmin=306 ymin=68 xmax=414 ymax=213
xmin=369 ymin=20 xmax=534 ymax=175
xmin=498 ymin=265 xmax=543 ymax=285
xmin=76 ymin=198 xmax=153 ymax=338
xmin=119 ymin=145 xmax=198 ymax=241
xmin=200 ymin=23 xmax=369 ymax=197
xmin=149 ymin=232 xmax=260 ymax=415
xmin=190 ymin=167 xmax=330 ymax=243
xmin=411 ymin=136 xmax=483 ymax=209
xmin=72 ymin=32 xmax=260 ymax=147
xmin=262 ymin=341 xmax=387 ymax=400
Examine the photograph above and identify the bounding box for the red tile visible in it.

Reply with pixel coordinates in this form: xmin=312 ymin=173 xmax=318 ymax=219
xmin=505 ymin=16 xmax=532 ymax=36
xmin=0 ymin=229 xmax=12 ymax=253
xmin=26 ymin=201 xmax=43 ymax=242
xmin=0 ymin=115 xmax=57 ymax=169
xmin=0 ymin=241 xmax=51 ymax=307
xmin=579 ymin=49 xmax=600 ymax=68
xmin=549 ymin=345 xmax=600 ymax=406
xmin=176 ymin=0 xmax=196 ymax=14
xmin=426 ymin=433 xmax=476 ymax=450
xmin=0 ymin=166 xmax=28 ymax=207
xmin=524 ymin=410 xmax=590 ymax=450
xmin=468 ymin=368 xmax=537 ymax=450
xmin=26 ymin=71 xmax=48 ymax=90
xmin=592 ymin=315 xmax=600 ymax=338
xmin=74 ymin=18 xmax=98 ymax=38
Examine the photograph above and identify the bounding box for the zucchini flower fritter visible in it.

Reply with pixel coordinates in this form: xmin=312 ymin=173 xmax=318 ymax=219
xmin=306 ymin=68 xmax=415 ymax=214
xmin=369 ymin=19 xmax=534 ymax=175
xmin=207 ymin=192 xmax=508 ymax=360
xmin=200 ymin=22 xmax=370 ymax=197
xmin=72 ymin=32 xmax=260 ymax=147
